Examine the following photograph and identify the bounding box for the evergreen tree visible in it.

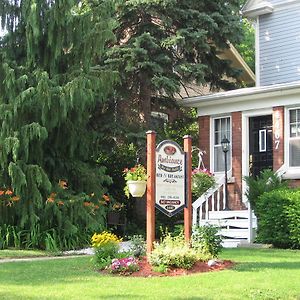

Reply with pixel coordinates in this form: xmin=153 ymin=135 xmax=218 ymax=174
xmin=0 ymin=0 xmax=118 ymax=248
xmin=105 ymin=0 xmax=243 ymax=130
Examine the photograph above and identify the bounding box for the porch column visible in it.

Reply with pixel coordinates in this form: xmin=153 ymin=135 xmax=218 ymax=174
xmin=231 ymin=112 xmax=244 ymax=210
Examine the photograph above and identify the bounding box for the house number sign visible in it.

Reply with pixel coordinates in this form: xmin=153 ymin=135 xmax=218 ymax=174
xmin=274 ymin=110 xmax=281 ymax=150
xmin=155 ymin=140 xmax=186 ymax=217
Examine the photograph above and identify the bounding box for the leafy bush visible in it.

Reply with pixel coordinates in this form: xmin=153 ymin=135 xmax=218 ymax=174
xmin=149 ymin=233 xmax=198 ymax=269
xmin=191 ymin=225 xmax=223 ymax=258
xmin=127 ymin=235 xmax=146 ymax=257
xmin=244 ymin=169 xmax=287 ymax=212
xmin=256 ymin=189 xmax=300 ymax=249
xmin=91 ymin=231 xmax=122 ymax=269
xmin=192 ymin=168 xmax=216 ymax=199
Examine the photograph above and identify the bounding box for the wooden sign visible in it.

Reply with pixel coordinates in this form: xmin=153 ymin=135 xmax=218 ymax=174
xmin=155 ymin=140 xmax=186 ymax=217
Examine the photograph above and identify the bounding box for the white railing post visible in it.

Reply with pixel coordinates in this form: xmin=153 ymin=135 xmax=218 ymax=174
xmin=192 ymin=175 xmax=225 ymax=229
xmin=247 ymin=202 xmax=253 ymax=243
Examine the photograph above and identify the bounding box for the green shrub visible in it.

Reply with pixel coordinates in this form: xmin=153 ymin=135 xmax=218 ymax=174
xmin=152 ymin=264 xmax=169 ymax=273
xmin=127 ymin=235 xmax=146 ymax=258
xmin=149 ymin=233 xmax=198 ymax=269
xmin=192 ymin=168 xmax=216 ymax=199
xmin=256 ymin=189 xmax=300 ymax=249
xmin=191 ymin=225 xmax=223 ymax=258
xmin=91 ymin=231 xmax=122 ymax=269
xmin=286 ymin=195 xmax=300 ymax=247
xmin=244 ymin=169 xmax=287 ymax=212
xmin=93 ymin=242 xmax=120 ymax=269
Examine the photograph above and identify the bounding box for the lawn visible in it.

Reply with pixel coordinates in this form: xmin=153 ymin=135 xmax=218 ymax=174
xmin=0 ymin=249 xmax=49 ymax=259
xmin=0 ymin=248 xmax=299 ymax=300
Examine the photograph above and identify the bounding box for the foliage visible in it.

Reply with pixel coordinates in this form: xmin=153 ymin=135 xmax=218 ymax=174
xmin=256 ymin=189 xmax=300 ymax=249
xmin=152 ymin=264 xmax=169 ymax=274
xmin=244 ymin=169 xmax=288 ymax=212
xmin=192 ymin=225 xmax=223 ymax=258
xmin=93 ymin=242 xmax=120 ymax=269
xmin=149 ymin=233 xmax=198 ymax=269
xmin=128 ymin=235 xmax=146 ymax=258
xmin=109 ymin=256 xmax=139 ymax=274
xmin=105 ymin=0 xmax=243 ymax=133
xmin=192 ymin=168 xmax=216 ymax=199
xmin=91 ymin=231 xmax=122 ymax=269
xmin=0 ymin=0 xmax=118 ymax=250
xmin=123 ymin=165 xmax=147 ymax=182
xmin=235 ymin=19 xmax=255 ymax=74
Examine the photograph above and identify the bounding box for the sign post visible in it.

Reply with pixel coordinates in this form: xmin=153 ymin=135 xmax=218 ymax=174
xmin=184 ymin=135 xmax=192 ymax=243
xmin=146 ymin=131 xmax=156 ymax=254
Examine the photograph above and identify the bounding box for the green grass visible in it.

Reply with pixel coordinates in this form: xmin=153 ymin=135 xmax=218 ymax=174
xmin=0 ymin=249 xmax=49 ymax=259
xmin=0 ymin=248 xmax=299 ymax=299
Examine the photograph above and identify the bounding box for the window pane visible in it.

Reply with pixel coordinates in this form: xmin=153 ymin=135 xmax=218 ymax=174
xmin=214 ymin=146 xmax=224 ymax=172
xmin=290 ymin=124 xmax=297 ymax=137
xmin=213 ymin=117 xmax=231 ymax=172
xmin=290 ymin=110 xmax=296 ymax=123
xmin=290 ymin=139 xmax=300 ymax=166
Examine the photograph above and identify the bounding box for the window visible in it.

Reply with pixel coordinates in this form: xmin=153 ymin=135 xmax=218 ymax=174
xmin=213 ymin=117 xmax=231 ymax=172
xmin=289 ymin=108 xmax=300 ymax=167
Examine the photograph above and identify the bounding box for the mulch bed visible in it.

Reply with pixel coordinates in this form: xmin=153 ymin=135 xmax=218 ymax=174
xmin=100 ymin=257 xmax=234 ymax=277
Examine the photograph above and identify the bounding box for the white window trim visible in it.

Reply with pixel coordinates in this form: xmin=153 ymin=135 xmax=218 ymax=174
xmin=283 ymin=106 xmax=300 ymax=179
xmin=210 ymin=115 xmax=232 ymax=175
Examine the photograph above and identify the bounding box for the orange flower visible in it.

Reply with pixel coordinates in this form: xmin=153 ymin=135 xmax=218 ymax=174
xmin=0 ymin=190 xmax=5 ymax=196
xmin=11 ymin=196 xmax=20 ymax=202
xmin=46 ymin=197 xmax=55 ymax=203
xmin=103 ymin=194 xmax=110 ymax=202
xmin=58 ymin=180 xmax=68 ymax=189
xmin=5 ymin=190 xmax=13 ymax=196
xmin=83 ymin=201 xmax=91 ymax=207
xmin=94 ymin=205 xmax=99 ymax=209
xmin=57 ymin=201 xmax=64 ymax=206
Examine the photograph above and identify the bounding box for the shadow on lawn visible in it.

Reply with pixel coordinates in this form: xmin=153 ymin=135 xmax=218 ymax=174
xmin=234 ymin=261 xmax=300 ymax=272
xmin=0 ymin=291 xmax=207 ymax=300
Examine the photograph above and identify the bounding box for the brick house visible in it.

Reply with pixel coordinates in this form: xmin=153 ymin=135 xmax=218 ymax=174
xmin=181 ymin=0 xmax=300 ymax=245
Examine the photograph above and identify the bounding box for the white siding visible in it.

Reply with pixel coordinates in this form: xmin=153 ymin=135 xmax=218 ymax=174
xmin=259 ymin=4 xmax=300 ymax=86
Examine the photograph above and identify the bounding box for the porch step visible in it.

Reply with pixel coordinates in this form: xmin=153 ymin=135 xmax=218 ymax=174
xmin=198 ymin=209 xmax=257 ymax=248
xmin=208 ymin=210 xmax=256 ymax=220
xmin=221 ymin=239 xmax=246 ymax=248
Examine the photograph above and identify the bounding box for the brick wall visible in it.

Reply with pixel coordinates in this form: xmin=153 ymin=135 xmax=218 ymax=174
xmin=230 ymin=112 xmax=245 ymax=210
xmin=198 ymin=116 xmax=210 ymax=170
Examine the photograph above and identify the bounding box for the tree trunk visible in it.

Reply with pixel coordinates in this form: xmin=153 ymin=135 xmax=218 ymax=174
xmin=139 ymin=72 xmax=152 ymax=127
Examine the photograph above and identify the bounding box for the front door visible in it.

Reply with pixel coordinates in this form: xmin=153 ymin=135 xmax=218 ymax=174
xmin=249 ymin=115 xmax=273 ymax=177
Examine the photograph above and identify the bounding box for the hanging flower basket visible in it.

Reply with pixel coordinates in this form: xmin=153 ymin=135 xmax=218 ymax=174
xmin=123 ymin=165 xmax=147 ymax=198
xmin=127 ymin=180 xmax=147 ymax=197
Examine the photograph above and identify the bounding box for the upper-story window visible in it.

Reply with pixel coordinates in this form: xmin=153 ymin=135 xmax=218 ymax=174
xmin=213 ymin=117 xmax=231 ymax=172
xmin=289 ymin=108 xmax=300 ymax=167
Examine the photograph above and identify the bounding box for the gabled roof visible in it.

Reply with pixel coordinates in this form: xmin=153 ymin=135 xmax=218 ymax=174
xmin=242 ymin=0 xmax=274 ymax=18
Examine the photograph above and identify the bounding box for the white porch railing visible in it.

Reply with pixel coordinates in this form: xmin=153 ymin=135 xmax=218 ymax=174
xmin=192 ymin=174 xmax=226 ymax=226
